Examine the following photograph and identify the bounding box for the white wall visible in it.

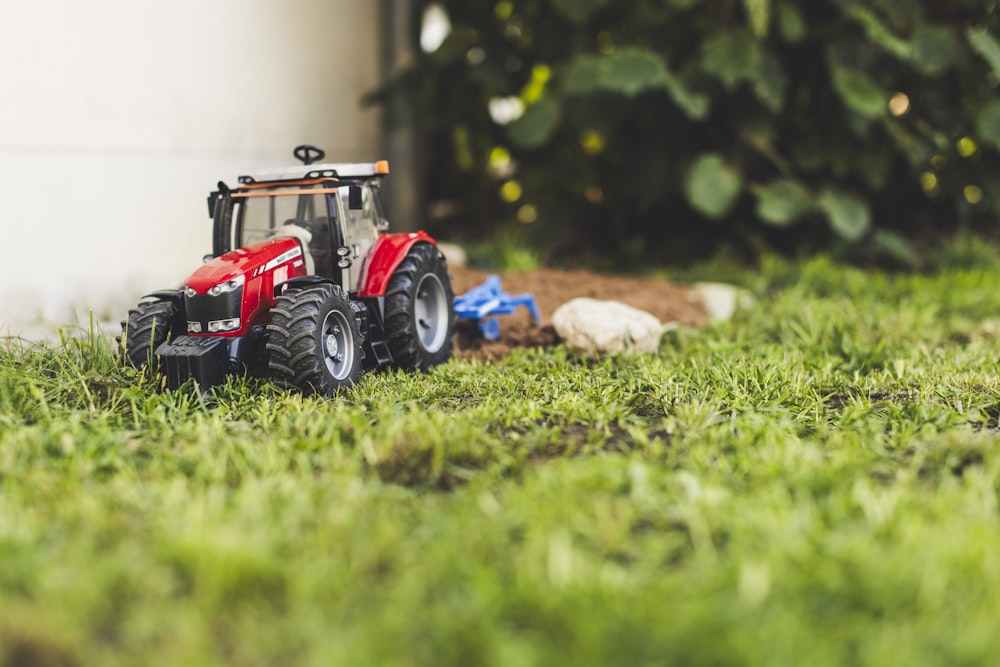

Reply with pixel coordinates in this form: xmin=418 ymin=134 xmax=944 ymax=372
xmin=0 ymin=0 xmax=381 ymax=335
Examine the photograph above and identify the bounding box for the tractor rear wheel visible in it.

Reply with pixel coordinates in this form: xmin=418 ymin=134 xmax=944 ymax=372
xmin=384 ymin=243 xmax=455 ymax=371
xmin=266 ymin=284 xmax=364 ymax=395
xmin=119 ymin=300 xmax=178 ymax=370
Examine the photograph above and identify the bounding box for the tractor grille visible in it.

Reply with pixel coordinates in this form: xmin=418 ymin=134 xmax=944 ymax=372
xmin=185 ymin=287 xmax=243 ymax=333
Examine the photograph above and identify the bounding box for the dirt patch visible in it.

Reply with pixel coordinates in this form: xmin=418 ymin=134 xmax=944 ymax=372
xmin=449 ymin=265 xmax=710 ymax=361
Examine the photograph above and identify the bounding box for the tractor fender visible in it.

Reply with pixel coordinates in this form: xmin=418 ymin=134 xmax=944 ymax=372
xmin=138 ymin=289 xmax=186 ymax=334
xmin=357 ymin=232 xmax=437 ymax=298
xmin=142 ymin=289 xmax=184 ymax=304
xmin=273 ymin=275 xmax=336 ymax=298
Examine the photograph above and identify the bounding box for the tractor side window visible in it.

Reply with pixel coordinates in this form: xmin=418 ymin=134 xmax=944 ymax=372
xmin=337 ymin=185 xmax=379 ymax=260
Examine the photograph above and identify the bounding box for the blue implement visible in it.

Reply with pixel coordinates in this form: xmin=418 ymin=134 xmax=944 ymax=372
xmin=454 ymin=274 xmax=542 ymax=341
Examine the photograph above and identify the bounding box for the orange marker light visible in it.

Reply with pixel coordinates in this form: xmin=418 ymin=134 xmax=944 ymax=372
xmin=376 ymin=160 xmax=390 ymax=174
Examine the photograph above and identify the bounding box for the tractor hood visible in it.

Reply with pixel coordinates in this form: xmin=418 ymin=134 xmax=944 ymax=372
xmin=185 ymin=238 xmax=303 ymax=293
xmin=182 ymin=237 xmax=308 ymax=337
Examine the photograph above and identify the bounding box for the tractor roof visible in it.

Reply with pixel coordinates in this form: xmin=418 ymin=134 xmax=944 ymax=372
xmin=238 ymin=160 xmax=389 ymax=185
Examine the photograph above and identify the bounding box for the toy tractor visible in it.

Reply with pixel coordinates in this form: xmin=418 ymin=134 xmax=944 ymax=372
xmin=120 ymin=145 xmax=455 ymax=395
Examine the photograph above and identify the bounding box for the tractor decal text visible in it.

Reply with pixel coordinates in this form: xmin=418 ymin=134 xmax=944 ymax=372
xmin=261 ymin=247 xmax=303 ymax=274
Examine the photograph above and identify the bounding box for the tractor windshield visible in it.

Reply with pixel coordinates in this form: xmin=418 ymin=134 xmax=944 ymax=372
xmin=234 ymin=185 xmax=332 ymax=248
xmin=228 ymin=183 xmax=337 ymax=276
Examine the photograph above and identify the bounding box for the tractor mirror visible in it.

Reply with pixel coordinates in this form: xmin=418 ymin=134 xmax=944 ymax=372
xmin=348 ymin=185 xmax=363 ymax=210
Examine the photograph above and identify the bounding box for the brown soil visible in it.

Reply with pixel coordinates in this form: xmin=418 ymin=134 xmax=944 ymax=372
xmin=449 ymin=265 xmax=710 ymax=361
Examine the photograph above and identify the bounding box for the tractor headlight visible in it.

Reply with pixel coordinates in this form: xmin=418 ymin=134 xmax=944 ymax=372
xmin=184 ymin=286 xmax=198 ymax=298
xmin=187 ymin=321 xmax=203 ymax=333
xmin=207 ymin=318 xmax=241 ymax=333
xmin=208 ymin=275 xmax=245 ymax=297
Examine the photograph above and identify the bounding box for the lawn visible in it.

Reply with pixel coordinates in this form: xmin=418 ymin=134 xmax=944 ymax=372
xmin=3 ymin=245 xmax=1000 ymax=666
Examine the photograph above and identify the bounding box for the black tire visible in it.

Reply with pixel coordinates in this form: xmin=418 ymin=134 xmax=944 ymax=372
xmin=119 ymin=300 xmax=177 ymax=370
xmin=266 ymin=284 xmax=364 ymax=395
xmin=385 ymin=243 xmax=455 ymax=371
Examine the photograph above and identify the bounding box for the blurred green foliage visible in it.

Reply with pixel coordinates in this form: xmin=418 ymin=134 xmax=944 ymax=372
xmin=377 ymin=0 xmax=1000 ymax=266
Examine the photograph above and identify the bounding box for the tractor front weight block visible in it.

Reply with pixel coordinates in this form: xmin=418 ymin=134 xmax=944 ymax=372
xmin=157 ymin=335 xmax=231 ymax=391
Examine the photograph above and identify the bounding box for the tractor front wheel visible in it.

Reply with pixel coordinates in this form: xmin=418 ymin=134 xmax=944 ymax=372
xmin=385 ymin=243 xmax=455 ymax=371
xmin=266 ymin=284 xmax=364 ymax=395
xmin=119 ymin=299 xmax=178 ymax=370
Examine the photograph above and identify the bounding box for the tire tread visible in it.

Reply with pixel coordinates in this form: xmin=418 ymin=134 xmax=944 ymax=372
xmin=266 ymin=284 xmax=364 ymax=395
xmin=384 ymin=243 xmax=455 ymax=371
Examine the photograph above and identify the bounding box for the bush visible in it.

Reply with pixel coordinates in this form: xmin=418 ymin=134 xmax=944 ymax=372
xmin=379 ymin=0 xmax=1000 ymax=266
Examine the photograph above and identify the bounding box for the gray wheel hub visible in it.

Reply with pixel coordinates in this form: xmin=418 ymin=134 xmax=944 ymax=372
xmin=414 ymin=273 xmax=448 ymax=353
xmin=321 ymin=310 xmax=354 ymax=380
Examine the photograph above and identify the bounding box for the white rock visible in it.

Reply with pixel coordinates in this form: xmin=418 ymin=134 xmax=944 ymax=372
xmin=553 ymin=298 xmax=667 ymax=355
xmin=689 ymin=282 xmax=754 ymax=322
xmin=436 ymin=242 xmax=468 ymax=268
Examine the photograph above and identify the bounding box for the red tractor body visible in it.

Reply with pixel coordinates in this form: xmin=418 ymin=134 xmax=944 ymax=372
xmin=356 ymin=231 xmax=438 ymax=298
xmin=121 ymin=146 xmax=455 ymax=395
xmin=184 ymin=237 xmax=307 ymax=337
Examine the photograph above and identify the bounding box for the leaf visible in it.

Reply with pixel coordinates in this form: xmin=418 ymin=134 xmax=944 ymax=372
xmin=912 ymin=25 xmax=961 ymax=77
xmin=507 ymin=100 xmax=560 ymax=148
xmin=755 ymin=179 xmax=813 ymax=226
xmin=564 ymin=49 xmax=669 ymax=96
xmin=776 ymin=2 xmax=806 ymax=43
xmin=685 ymin=154 xmax=742 ymax=219
xmin=701 ymin=30 xmax=764 ymax=90
xmin=563 ymin=57 xmax=604 ymax=93
xmin=743 ymin=0 xmax=771 ymax=39
xmin=604 ymin=49 xmax=673 ymax=96
xmin=843 ymin=6 xmax=911 ymax=60
xmin=551 ymin=0 xmax=611 ymax=24
xmin=753 ymin=52 xmax=788 ymax=112
xmin=883 ymin=121 xmax=932 ymax=167
xmin=818 ymin=190 xmax=871 ymax=241
xmin=564 ymin=49 xmax=709 ymax=119
xmin=452 ymin=126 xmax=474 ymax=171
xmin=966 ymin=26 xmax=1000 ymax=77
xmin=975 ymin=100 xmax=1000 ymax=143
xmin=662 ymin=70 xmax=711 ymax=120
xmin=873 ymin=230 xmax=918 ymax=267
xmin=830 ymin=67 xmax=886 ymax=118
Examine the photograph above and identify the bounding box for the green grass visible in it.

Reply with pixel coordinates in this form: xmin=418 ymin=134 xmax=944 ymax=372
xmin=5 ymin=247 xmax=1000 ymax=666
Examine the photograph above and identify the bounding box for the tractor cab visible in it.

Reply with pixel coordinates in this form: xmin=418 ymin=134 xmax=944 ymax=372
xmin=208 ymin=148 xmax=390 ymax=294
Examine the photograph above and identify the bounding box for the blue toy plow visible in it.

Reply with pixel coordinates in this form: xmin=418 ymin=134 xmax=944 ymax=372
xmin=454 ymin=275 xmax=542 ymax=341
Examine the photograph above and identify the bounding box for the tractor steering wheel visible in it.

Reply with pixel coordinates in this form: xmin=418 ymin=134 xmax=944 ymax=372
xmin=293 ymin=144 xmax=326 ymax=165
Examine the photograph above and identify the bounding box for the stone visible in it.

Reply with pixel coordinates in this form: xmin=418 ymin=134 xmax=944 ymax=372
xmin=688 ymin=282 xmax=755 ymax=322
xmin=552 ymin=298 xmax=667 ymax=355
xmin=437 ymin=242 xmax=468 ymax=268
